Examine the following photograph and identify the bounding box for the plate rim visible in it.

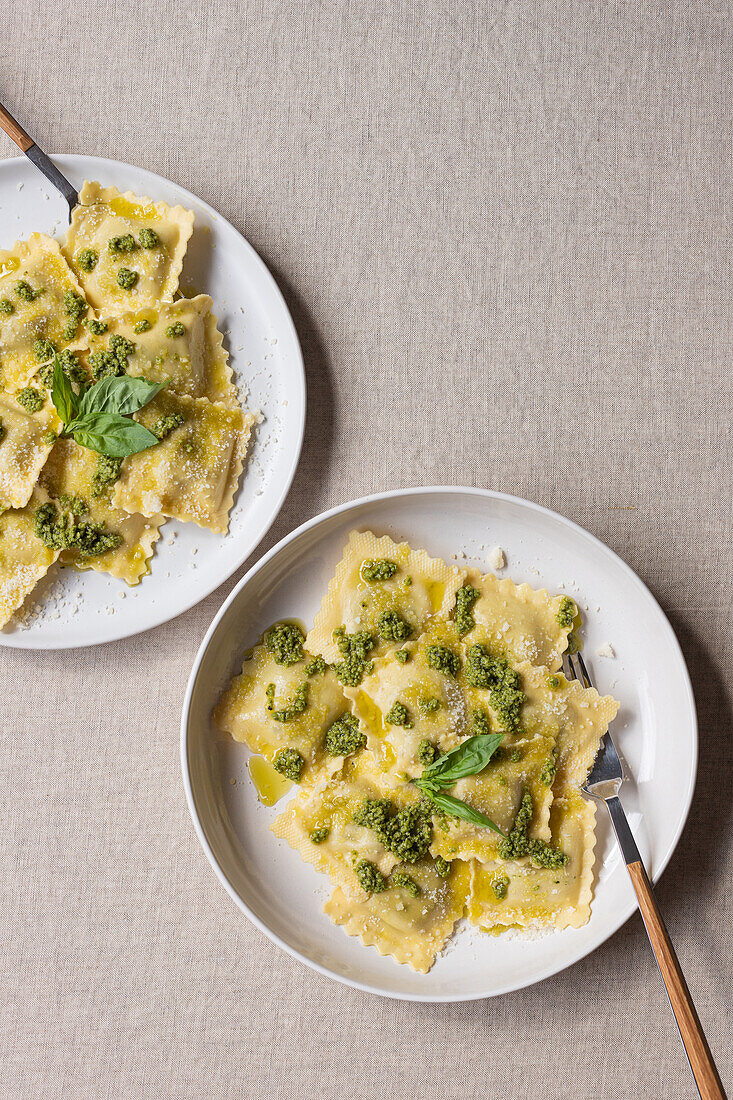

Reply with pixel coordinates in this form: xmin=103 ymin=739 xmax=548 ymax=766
xmin=0 ymin=152 xmax=306 ymax=649
xmin=180 ymin=486 xmax=698 ymax=1002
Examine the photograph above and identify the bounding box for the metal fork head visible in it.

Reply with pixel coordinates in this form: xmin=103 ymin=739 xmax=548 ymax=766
xmin=563 ymin=650 xmax=623 ymax=802
xmin=24 ymin=145 xmax=78 ymax=221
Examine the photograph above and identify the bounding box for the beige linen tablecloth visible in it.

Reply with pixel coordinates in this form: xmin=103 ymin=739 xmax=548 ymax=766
xmin=1 ymin=3 xmax=731 ymax=1098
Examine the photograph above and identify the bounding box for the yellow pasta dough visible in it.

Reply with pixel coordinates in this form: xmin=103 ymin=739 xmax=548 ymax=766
xmin=0 ymin=393 xmax=57 ymax=510
xmin=63 ymin=181 xmax=194 ymax=312
xmin=0 ymin=489 xmax=59 ymax=627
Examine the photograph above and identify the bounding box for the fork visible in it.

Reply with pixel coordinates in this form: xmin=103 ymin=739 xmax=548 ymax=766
xmin=565 ymin=651 xmax=725 ymax=1100
xmin=0 ymin=99 xmax=78 ymax=219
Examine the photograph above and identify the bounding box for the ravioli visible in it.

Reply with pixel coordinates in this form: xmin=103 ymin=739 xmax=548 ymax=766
xmin=213 ymin=633 xmax=350 ymax=786
xmin=0 ymin=489 xmax=59 ymax=627
xmin=325 ymin=857 xmax=470 ymax=972
xmin=63 ymin=181 xmax=194 ymax=312
xmin=89 ymin=295 xmax=237 ymax=406
xmin=0 ymin=234 xmax=89 ymax=392
xmin=307 ymin=530 xmax=465 ymax=662
xmin=111 ymin=391 xmax=254 ymax=533
xmin=0 ymin=393 xmax=57 ymax=510
xmin=39 ymin=438 xmax=163 ymax=584
xmin=468 ymin=791 xmax=596 ymax=931
xmin=458 ymin=568 xmax=573 ymax=670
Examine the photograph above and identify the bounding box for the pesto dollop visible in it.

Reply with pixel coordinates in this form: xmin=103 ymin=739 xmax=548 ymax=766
xmin=539 ymin=747 xmax=558 ymax=787
xmin=17 ymin=387 xmax=45 ymax=413
xmin=108 ymin=234 xmax=138 ymax=256
xmin=491 ymin=872 xmax=509 ymax=900
xmin=133 ymin=319 xmax=151 ymax=334
xmin=38 ymin=349 xmax=86 ymax=389
xmin=419 ymin=696 xmax=440 ymax=714
xmin=425 ymin=643 xmax=460 ymax=677
xmin=89 ymin=333 xmax=134 ymax=381
xmin=464 ymin=644 xmax=525 ymax=733
xmin=305 ymin=656 xmax=327 ymax=677
xmin=152 ymin=413 xmax=185 ymax=441
xmin=272 ymin=747 xmax=304 ymax=782
xmin=417 ymin=739 xmax=438 ymax=766
xmin=15 ymin=280 xmax=41 ymax=301
xmin=498 ymin=791 xmax=568 ymax=869
xmin=76 ymin=248 xmax=98 ymax=272
xmin=556 ymin=596 xmax=576 ymax=629
xmin=265 ymin=681 xmax=308 ymax=722
xmin=117 ymin=267 xmax=139 ymax=289
xmin=265 ymin=622 xmax=305 ymax=666
xmin=165 ymin=321 xmax=186 ymax=338
xmin=355 ymin=859 xmax=387 ymax=894
xmin=34 ymin=337 xmax=56 ymax=362
xmin=378 ymin=609 xmax=412 ymax=643
xmin=391 ymin=871 xmax=420 ymax=897
xmin=139 ymin=227 xmax=160 ymax=249
xmin=324 ymin=713 xmax=365 ymax=757
xmin=434 ymin=855 xmax=451 ymax=878
xmin=0 ymin=298 xmax=14 ymax=315
xmin=86 ymin=319 xmax=108 ymax=336
xmin=385 ymin=701 xmax=413 ymax=728
xmin=91 ymin=454 xmax=122 ymax=498
xmin=332 ymin=627 xmax=375 ymax=686
xmin=361 ymin=558 xmax=398 ymax=582
xmin=454 ymin=584 xmax=480 ymax=636
xmin=309 ymin=826 xmax=330 ymax=844
xmin=394 ymin=647 xmax=410 ymax=664
xmin=33 ymin=499 xmax=122 ymax=558
xmin=353 ymin=798 xmax=432 ymax=863
xmin=62 ymin=289 xmax=87 ymax=340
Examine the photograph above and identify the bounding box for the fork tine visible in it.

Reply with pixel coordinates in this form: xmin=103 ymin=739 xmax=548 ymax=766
xmin=575 ymin=650 xmax=593 ymax=689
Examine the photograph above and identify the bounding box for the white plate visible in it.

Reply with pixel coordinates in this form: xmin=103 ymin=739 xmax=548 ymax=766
xmin=0 ymin=154 xmax=305 ymax=648
xmin=181 ymin=487 xmax=697 ymax=1001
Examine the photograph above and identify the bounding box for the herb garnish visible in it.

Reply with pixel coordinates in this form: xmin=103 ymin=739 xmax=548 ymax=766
xmin=413 ymin=732 xmax=505 ymax=835
xmin=48 ymin=352 xmax=164 ymax=458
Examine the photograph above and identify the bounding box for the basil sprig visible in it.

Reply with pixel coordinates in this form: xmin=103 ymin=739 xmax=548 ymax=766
xmin=413 ymin=733 xmax=505 ymax=835
xmin=50 ymin=354 xmax=164 ymax=457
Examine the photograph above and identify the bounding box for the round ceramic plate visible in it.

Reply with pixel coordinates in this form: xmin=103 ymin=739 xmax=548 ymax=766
xmin=181 ymin=487 xmax=697 ymax=1001
xmin=0 ymin=154 xmax=305 ymax=648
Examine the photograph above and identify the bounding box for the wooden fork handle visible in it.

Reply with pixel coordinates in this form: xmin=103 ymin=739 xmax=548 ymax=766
xmin=627 ymin=858 xmax=726 ymax=1099
xmin=0 ymin=101 xmax=34 ymax=152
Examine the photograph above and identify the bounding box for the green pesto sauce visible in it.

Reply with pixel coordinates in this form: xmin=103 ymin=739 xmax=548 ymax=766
xmin=15 ymin=280 xmax=41 ymax=301
xmin=454 ymin=584 xmax=480 ymax=636
xmin=265 ymin=621 xmax=305 ymax=666
xmin=33 ymin=337 xmax=56 ymax=362
xmin=353 ymin=798 xmax=432 ymax=863
xmin=491 ymin=872 xmax=510 ymax=900
xmin=470 ymin=708 xmax=492 ymax=736
xmin=37 ymin=349 xmax=86 ymax=390
xmin=539 ymin=747 xmax=558 ymax=787
xmin=76 ymin=248 xmax=98 ymax=272
xmin=391 ymin=871 xmax=420 ymax=897
xmin=309 ymin=826 xmax=330 ymax=844
xmin=419 ymin=696 xmax=440 ymax=714
xmin=498 ymin=790 xmax=568 ymax=869
xmin=116 ymin=267 xmax=139 ymax=289
xmin=138 ymin=227 xmax=160 ymax=249
xmin=33 ymin=499 xmax=122 ymax=558
xmin=361 ymin=558 xmax=398 ymax=582
xmin=265 ymin=681 xmax=309 ymax=722
xmin=378 ymin=609 xmax=412 ymax=642
xmin=434 ymin=855 xmax=451 ymax=878
xmin=0 ymin=298 xmax=14 ymax=315
xmin=91 ymin=454 xmax=123 ymax=498
xmin=546 ymin=674 xmax=560 ymax=689
xmin=394 ymin=647 xmax=410 ymax=664
xmin=86 ymin=319 xmax=108 ymax=336
xmin=272 ymin=747 xmax=304 ymax=782
xmin=324 ymin=712 xmax=365 ymax=757
xmin=464 ymin=644 xmax=525 ymax=733
xmin=164 ymin=321 xmax=186 ymax=338
xmin=42 ymin=430 xmax=57 ymax=445
xmin=355 ymin=859 xmax=387 ymax=894
xmin=304 ymin=655 xmax=327 ymax=677
xmin=417 ymin=739 xmax=439 ymax=766
xmin=425 ymin=643 xmax=460 ymax=677
xmin=63 ymin=289 xmax=88 ymax=341
xmin=152 ymin=413 xmax=184 ymax=441
xmin=17 ymin=386 xmax=45 ymax=413
xmin=108 ymin=234 xmax=138 ymax=256
xmin=332 ymin=626 xmax=375 ymax=686
xmin=556 ymin=596 xmax=576 ymax=629
xmin=385 ymin=700 xmax=413 ymax=728
xmin=509 ymin=748 xmax=523 ymax=763
xmin=89 ymin=333 xmax=134 ymax=381
xmin=133 ymin=319 xmax=152 ymax=334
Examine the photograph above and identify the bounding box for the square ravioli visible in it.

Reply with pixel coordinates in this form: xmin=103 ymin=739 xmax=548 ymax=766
xmin=111 ymin=391 xmax=254 ymax=533
xmin=87 ymin=295 xmax=237 ymax=406
xmin=213 ymin=625 xmax=352 ymax=787
xmin=458 ymin=568 xmax=575 ymax=670
xmin=307 ymin=529 xmax=465 ymax=664
xmin=63 ymin=181 xmax=194 ymax=312
xmin=0 ymin=489 xmax=59 ymax=627
xmin=325 ymin=857 xmax=470 ymax=973
xmin=0 ymin=392 xmax=57 ymax=510
xmin=38 ymin=439 xmax=164 ymax=585
xmin=0 ymin=233 xmax=90 ymax=393
xmin=468 ymin=791 xmax=596 ymax=931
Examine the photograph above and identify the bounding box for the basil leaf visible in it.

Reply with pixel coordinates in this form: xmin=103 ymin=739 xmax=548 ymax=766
xmin=421 ymin=733 xmax=504 ymax=786
xmin=424 ymin=790 xmax=504 ymax=835
xmin=79 ymin=375 xmax=167 ymax=418
xmin=51 ymin=354 xmax=78 ymax=426
xmin=71 ymin=413 xmax=159 ymax=457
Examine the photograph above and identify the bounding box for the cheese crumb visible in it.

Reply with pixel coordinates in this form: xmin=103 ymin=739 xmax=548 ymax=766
xmin=596 ymin=642 xmax=615 ymax=659
xmin=487 ymin=546 xmax=506 ymax=570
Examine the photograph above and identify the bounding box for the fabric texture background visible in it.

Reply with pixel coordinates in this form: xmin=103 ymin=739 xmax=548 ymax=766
xmin=1 ymin=3 xmax=731 ymax=1098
